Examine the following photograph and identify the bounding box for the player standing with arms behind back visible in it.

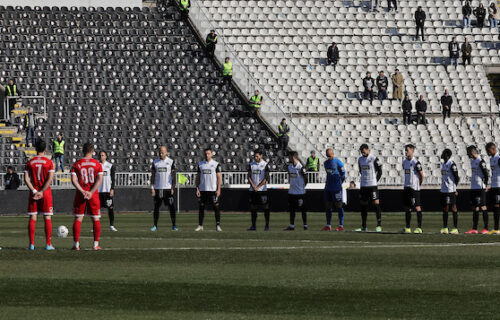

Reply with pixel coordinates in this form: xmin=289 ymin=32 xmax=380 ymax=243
xmin=195 ymin=148 xmax=222 ymax=232
xmin=440 ymin=149 xmax=460 ymax=234
xmin=322 ymin=148 xmax=346 ymax=231
xmin=402 ymin=144 xmax=424 ymax=234
xmin=71 ymin=143 xmax=103 ymax=250
xmin=247 ymin=150 xmax=271 ymax=231
xmin=99 ymin=151 xmax=117 ymax=232
xmin=284 ymin=151 xmax=308 ymax=231
xmin=150 ymin=146 xmax=177 ymax=231
xmin=485 ymin=142 xmax=500 ymax=234
xmin=356 ymin=144 xmax=383 ymax=232
xmin=24 ymin=139 xmax=55 ymax=250
xmin=465 ymin=145 xmax=489 ymax=234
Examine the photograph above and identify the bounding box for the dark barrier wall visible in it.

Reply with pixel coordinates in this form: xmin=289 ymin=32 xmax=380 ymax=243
xmin=0 ymin=188 xmax=486 ymax=214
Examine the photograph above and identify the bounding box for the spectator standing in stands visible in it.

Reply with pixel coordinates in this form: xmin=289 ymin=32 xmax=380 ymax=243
xmin=376 ymin=71 xmax=388 ymax=101
xmin=249 ymin=89 xmax=263 ymax=116
xmin=4 ymin=166 xmax=20 ymax=190
xmin=327 ymin=42 xmax=339 ymax=70
xmin=474 ymin=3 xmax=486 ymax=28
xmin=488 ymin=3 xmax=498 ymax=29
xmin=205 ymin=30 xmax=217 ymax=57
xmin=448 ymin=37 xmax=459 ymax=68
xmin=370 ymin=0 xmax=378 ymax=11
xmin=278 ymin=118 xmax=290 ymax=151
xmin=441 ymin=89 xmax=453 ymax=120
xmin=388 ymin=0 xmax=397 ymax=12
xmin=24 ymin=107 xmax=36 ymax=147
xmin=53 ymin=133 xmax=65 ymax=173
xmin=415 ymin=6 xmax=426 ymax=41
xmin=462 ymin=1 xmax=472 ymax=28
xmin=402 ymin=94 xmax=412 ymax=125
xmin=461 ymin=37 xmax=472 ymax=66
xmin=5 ymin=79 xmax=19 ymax=121
xmin=222 ymin=57 xmax=232 ymax=85
xmin=391 ymin=68 xmax=404 ymax=101
xmin=416 ymin=95 xmax=427 ymax=125
xmin=179 ymin=0 xmax=190 ymax=20
xmin=362 ymin=72 xmax=375 ymax=102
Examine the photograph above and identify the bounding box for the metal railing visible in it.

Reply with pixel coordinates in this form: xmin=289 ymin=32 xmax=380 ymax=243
xmin=3 ymin=95 xmax=47 ymax=122
xmin=189 ymin=0 xmax=324 ymax=161
xmin=0 ymin=171 xmax=461 ymax=190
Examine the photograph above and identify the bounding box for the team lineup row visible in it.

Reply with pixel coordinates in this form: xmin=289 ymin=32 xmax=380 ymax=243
xmin=12 ymin=140 xmax=500 ymax=251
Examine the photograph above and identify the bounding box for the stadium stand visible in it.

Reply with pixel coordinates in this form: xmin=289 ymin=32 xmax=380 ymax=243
xmin=0 ymin=3 xmax=290 ymax=172
xmin=191 ymin=0 xmax=500 ymax=185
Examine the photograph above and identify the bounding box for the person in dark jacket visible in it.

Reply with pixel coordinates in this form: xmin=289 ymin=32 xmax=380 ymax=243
xmin=440 ymin=89 xmax=453 ymax=120
xmin=448 ymin=37 xmax=459 ymax=68
xmin=461 ymin=37 xmax=472 ymax=66
xmin=327 ymin=42 xmax=339 ymax=69
xmin=462 ymin=1 xmax=472 ymax=28
xmin=388 ymin=0 xmax=397 ymax=12
xmin=205 ymin=30 xmax=217 ymax=57
xmin=362 ymin=72 xmax=375 ymax=102
xmin=415 ymin=6 xmax=426 ymax=41
xmin=415 ymin=95 xmax=427 ymax=125
xmin=474 ymin=3 xmax=486 ymax=28
xmin=376 ymin=71 xmax=388 ymax=100
xmin=5 ymin=166 xmax=20 ymax=190
xmin=402 ymin=94 xmax=412 ymax=125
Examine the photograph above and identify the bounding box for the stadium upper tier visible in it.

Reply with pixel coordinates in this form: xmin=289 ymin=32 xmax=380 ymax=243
xmin=195 ymin=0 xmax=498 ymax=114
xmin=193 ymin=0 xmax=500 ymax=185
xmin=0 ymin=4 xmax=286 ymax=172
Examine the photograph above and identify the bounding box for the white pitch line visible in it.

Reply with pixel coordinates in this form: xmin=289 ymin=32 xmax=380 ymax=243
xmin=98 ymin=242 xmax=500 ymax=251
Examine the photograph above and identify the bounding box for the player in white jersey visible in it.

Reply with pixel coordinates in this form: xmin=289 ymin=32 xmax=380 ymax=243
xmin=98 ymin=151 xmax=117 ymax=232
xmin=440 ymin=149 xmax=460 ymax=234
xmin=485 ymin=142 xmax=500 ymax=234
xmin=150 ymin=146 xmax=177 ymax=231
xmin=247 ymin=150 xmax=271 ymax=231
xmin=402 ymin=144 xmax=424 ymax=233
xmin=284 ymin=151 xmax=308 ymax=231
xmin=464 ymin=146 xmax=489 ymax=234
xmin=195 ymin=148 xmax=222 ymax=232
xmin=356 ymin=144 xmax=383 ymax=232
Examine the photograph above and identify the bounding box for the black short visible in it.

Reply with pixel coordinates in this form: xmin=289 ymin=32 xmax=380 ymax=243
xmin=288 ymin=194 xmax=305 ymax=210
xmin=199 ymin=191 xmax=219 ymax=206
xmin=470 ymin=189 xmax=486 ymax=207
xmin=440 ymin=192 xmax=457 ymax=206
xmin=359 ymin=186 xmax=379 ymax=202
xmin=403 ymin=187 xmax=421 ymax=207
xmin=154 ymin=189 xmax=175 ymax=208
xmin=99 ymin=192 xmax=114 ymax=209
xmin=250 ymin=191 xmax=269 ymax=206
xmin=488 ymin=188 xmax=500 ymax=206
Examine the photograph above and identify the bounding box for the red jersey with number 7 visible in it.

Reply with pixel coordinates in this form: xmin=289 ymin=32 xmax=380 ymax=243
xmin=71 ymin=158 xmax=103 ymax=191
xmin=25 ymin=155 xmax=55 ymax=192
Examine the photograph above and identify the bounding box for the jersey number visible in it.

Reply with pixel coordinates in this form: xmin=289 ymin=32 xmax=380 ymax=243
xmin=35 ymin=164 xmax=42 ymax=181
xmin=80 ymin=168 xmax=95 ymax=184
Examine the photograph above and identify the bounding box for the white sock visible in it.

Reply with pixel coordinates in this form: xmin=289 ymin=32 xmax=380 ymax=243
xmin=290 ymin=224 xmax=294 ymax=228
xmin=74 ymin=241 xmax=79 ymax=247
xmin=94 ymin=241 xmax=99 ymax=247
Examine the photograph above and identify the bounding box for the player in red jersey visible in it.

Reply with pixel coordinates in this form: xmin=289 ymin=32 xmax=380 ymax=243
xmin=24 ymin=139 xmax=55 ymax=250
xmin=70 ymin=142 xmax=103 ymax=251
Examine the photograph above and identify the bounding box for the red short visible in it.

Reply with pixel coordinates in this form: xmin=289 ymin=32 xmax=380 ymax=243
xmin=27 ymin=190 xmax=53 ymax=216
xmin=73 ymin=191 xmax=101 ymax=218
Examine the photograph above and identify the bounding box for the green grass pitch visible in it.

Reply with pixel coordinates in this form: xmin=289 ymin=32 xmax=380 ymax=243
xmin=1 ymin=211 xmax=500 ymax=319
